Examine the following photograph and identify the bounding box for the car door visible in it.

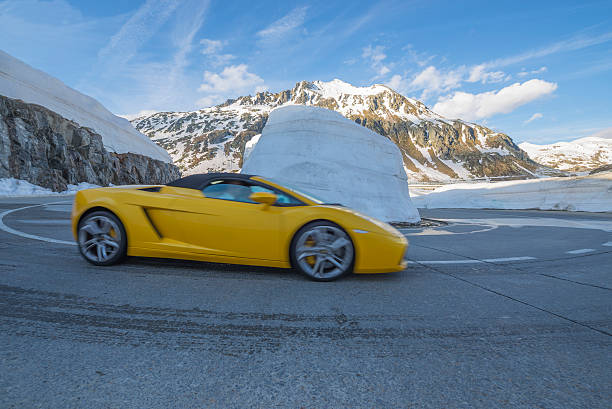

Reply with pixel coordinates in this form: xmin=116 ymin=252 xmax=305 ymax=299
xmin=149 ymin=180 xmax=293 ymax=262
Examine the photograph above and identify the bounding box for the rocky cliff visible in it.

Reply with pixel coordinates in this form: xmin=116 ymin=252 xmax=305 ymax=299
xmin=133 ymin=79 xmax=558 ymax=181
xmin=0 ymin=95 xmax=180 ymax=192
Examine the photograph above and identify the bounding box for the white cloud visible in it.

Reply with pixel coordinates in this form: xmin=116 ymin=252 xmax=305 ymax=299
xmin=409 ymin=65 xmax=464 ymax=99
xmin=200 ymin=38 xmax=235 ymax=66
xmin=399 ymin=31 xmax=610 ymax=101
xmin=198 ymin=64 xmax=266 ymax=107
xmin=476 ymin=32 xmax=612 ymax=73
xmin=196 ymin=95 xmax=222 ymax=107
xmin=402 ymin=44 xmax=435 ymax=67
xmin=524 ymin=112 xmax=543 ymax=124
xmin=200 ymin=38 xmax=223 ymax=55
xmin=98 ymin=0 xmax=181 ymax=64
xmin=518 ymin=66 xmax=547 ymax=77
xmin=118 ymin=110 xmax=159 ymax=121
xmin=378 ymin=66 xmax=391 ymax=76
xmin=166 ymin=1 xmax=208 ymax=87
xmin=82 ymin=0 xmax=211 ymax=114
xmin=591 ymin=127 xmax=612 ymax=139
xmin=386 ymin=74 xmax=405 ymax=91
xmin=257 ymin=6 xmax=308 ymax=42
xmin=433 ymin=79 xmax=558 ymax=120
xmin=467 ymin=64 xmax=508 ymax=83
xmin=362 ymin=45 xmax=386 ymax=64
xmin=0 ymin=0 xmax=121 ymax=72
xmin=211 ymin=53 xmax=235 ymax=66
xmin=362 ymin=45 xmax=391 ymax=78
xmin=199 ymin=64 xmax=265 ymax=93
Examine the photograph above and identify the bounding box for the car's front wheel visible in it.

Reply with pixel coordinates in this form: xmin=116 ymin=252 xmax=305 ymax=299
xmin=77 ymin=210 xmax=127 ymax=266
xmin=291 ymin=221 xmax=354 ymax=281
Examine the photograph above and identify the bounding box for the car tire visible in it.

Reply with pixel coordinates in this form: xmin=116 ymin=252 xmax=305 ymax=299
xmin=77 ymin=210 xmax=127 ymax=266
xmin=290 ymin=221 xmax=354 ymax=282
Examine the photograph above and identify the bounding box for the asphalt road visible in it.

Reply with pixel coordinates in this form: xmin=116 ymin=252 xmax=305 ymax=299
xmin=0 ymin=195 xmax=611 ymax=408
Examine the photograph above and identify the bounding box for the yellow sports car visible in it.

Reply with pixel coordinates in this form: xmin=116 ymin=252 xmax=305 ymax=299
xmin=71 ymin=173 xmax=408 ymax=281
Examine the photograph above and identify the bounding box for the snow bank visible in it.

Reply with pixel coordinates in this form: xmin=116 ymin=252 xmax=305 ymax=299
xmin=0 ymin=178 xmax=99 ymax=197
xmin=0 ymin=50 xmax=171 ymax=163
xmin=241 ymin=105 xmax=420 ymax=222
xmin=412 ymin=172 xmax=612 ymax=212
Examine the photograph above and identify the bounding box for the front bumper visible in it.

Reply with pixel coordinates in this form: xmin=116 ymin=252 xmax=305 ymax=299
xmin=352 ymin=233 xmax=408 ymax=274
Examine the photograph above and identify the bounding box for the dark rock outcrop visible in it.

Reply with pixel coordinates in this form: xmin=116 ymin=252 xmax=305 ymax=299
xmin=0 ymin=95 xmax=180 ymax=191
xmin=590 ymin=164 xmax=612 ymax=175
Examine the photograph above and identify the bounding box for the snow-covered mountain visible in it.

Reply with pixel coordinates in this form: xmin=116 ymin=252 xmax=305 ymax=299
xmin=132 ymin=79 xmax=551 ymax=181
xmin=520 ymin=136 xmax=612 ymax=173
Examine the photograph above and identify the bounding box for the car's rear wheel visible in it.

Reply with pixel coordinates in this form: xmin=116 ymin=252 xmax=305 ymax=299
xmin=291 ymin=221 xmax=354 ymax=281
xmin=77 ymin=210 xmax=127 ymax=266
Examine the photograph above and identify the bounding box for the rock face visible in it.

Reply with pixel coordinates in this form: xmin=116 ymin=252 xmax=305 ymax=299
xmin=133 ymin=79 xmax=557 ymax=181
xmin=242 ymin=106 xmax=420 ymax=223
xmin=0 ymin=95 xmax=180 ymax=192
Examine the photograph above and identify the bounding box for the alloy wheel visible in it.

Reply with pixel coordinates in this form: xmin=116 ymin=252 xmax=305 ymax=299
xmin=78 ymin=214 xmax=123 ymax=264
xmin=295 ymin=224 xmax=354 ymax=280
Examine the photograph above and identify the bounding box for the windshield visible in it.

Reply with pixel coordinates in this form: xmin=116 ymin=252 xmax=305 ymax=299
xmin=264 ymin=178 xmax=325 ymax=204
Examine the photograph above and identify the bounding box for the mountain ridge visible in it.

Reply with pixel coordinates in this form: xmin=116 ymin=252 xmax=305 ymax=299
xmin=132 ymin=79 xmax=556 ymax=181
xmin=520 ymin=136 xmax=612 ymax=173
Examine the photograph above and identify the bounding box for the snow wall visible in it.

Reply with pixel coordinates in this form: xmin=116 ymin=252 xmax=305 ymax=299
xmin=0 ymin=50 xmax=171 ymax=163
xmin=412 ymin=172 xmax=612 ymax=212
xmin=241 ymin=105 xmax=421 ymax=223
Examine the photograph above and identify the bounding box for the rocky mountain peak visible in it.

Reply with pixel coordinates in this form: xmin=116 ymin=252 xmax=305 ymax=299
xmin=132 ymin=79 xmax=558 ymax=181
xmin=520 ymin=136 xmax=612 ymax=173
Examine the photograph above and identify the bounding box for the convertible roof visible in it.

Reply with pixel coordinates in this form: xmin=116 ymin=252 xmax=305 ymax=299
xmin=166 ymin=173 xmax=255 ymax=190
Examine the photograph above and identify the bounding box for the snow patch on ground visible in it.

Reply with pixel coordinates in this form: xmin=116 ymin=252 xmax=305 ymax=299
xmin=0 ymin=178 xmax=100 ymax=197
xmin=0 ymin=50 xmax=171 ymax=163
xmin=439 ymin=158 xmax=474 ymax=179
xmin=477 ymin=146 xmax=510 ymax=155
xmin=412 ymin=172 xmax=612 ymax=212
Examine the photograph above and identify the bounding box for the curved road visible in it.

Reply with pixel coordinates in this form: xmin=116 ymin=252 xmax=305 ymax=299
xmin=1 ymin=196 xmax=611 ymax=408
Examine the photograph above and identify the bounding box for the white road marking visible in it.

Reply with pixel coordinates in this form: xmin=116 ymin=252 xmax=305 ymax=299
xmin=407 ymin=256 xmax=536 ymax=265
xmin=565 ymin=248 xmax=595 ymax=255
xmin=441 ymin=218 xmax=612 ymax=232
xmin=603 ymin=242 xmax=612 ymax=247
xmin=43 ymin=204 xmax=73 ymax=212
xmin=406 ymin=259 xmax=480 ymax=265
xmin=400 ymin=223 xmax=498 ymax=236
xmin=404 ymin=228 xmax=455 ymax=236
xmin=482 ymin=256 xmax=537 ymax=262
xmin=17 ymin=219 xmax=71 ymax=225
xmin=0 ymin=202 xmax=76 ymax=246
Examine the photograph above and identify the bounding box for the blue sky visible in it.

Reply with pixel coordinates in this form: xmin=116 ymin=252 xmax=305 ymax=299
xmin=0 ymin=0 xmax=610 ymax=144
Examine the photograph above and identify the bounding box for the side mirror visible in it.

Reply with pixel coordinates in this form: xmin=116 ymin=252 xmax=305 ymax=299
xmin=249 ymin=191 xmax=277 ymax=206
